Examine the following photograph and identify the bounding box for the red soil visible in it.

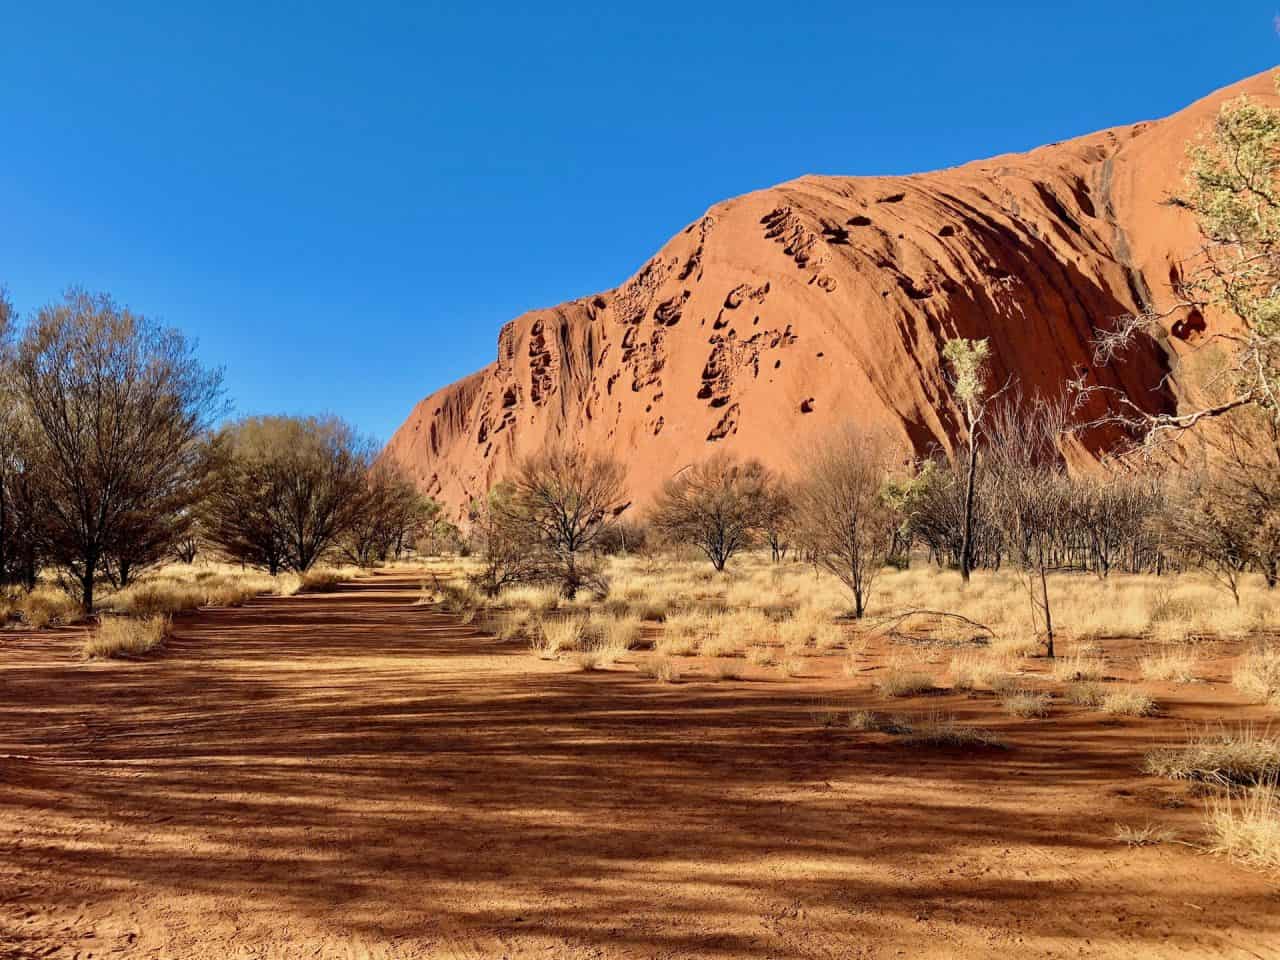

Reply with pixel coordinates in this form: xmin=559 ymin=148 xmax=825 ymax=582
xmin=384 ymin=70 xmax=1279 ymax=521
xmin=2 ymin=575 xmax=1277 ymax=958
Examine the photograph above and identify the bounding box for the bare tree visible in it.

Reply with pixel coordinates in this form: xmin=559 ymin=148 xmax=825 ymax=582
xmin=13 ymin=289 xmax=223 ymax=611
xmin=207 ymin=415 xmax=372 ymax=573
xmin=758 ymin=478 xmax=794 ymax=563
xmin=498 ymin=446 xmax=629 ymax=598
xmin=791 ymin=428 xmax=897 ymax=618
xmin=467 ymin=483 xmax=541 ymax=595
xmin=340 ymin=463 xmax=436 ymax=566
xmin=1147 ymin=407 xmax=1280 ymax=602
xmin=650 ymin=453 xmax=771 ymax=571
xmin=986 ymin=396 xmax=1072 ymax=658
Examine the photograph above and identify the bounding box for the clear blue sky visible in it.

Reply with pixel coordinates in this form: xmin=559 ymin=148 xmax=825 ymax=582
xmin=0 ymin=2 xmax=1272 ymax=442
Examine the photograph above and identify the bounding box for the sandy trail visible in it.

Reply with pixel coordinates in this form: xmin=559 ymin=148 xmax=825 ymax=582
xmin=1 ymin=574 xmax=1277 ymax=958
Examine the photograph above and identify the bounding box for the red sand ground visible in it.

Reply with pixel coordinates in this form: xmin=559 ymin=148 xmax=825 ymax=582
xmin=2 ymin=573 xmax=1278 ymax=958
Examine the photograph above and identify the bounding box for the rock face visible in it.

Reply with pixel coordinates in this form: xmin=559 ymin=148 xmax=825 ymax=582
xmin=385 ymin=71 xmax=1276 ymax=520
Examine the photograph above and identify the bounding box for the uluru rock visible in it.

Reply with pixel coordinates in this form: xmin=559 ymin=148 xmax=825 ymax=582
xmin=385 ymin=70 xmax=1277 ymax=520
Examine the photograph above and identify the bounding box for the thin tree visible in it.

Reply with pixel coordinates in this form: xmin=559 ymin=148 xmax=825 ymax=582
xmin=207 ymin=415 xmax=372 ymax=573
xmin=791 ymin=427 xmax=897 ymax=618
xmin=986 ymin=396 xmax=1071 ymax=658
xmin=943 ymin=336 xmax=999 ymax=583
xmin=13 ymin=289 xmax=223 ymax=612
xmin=650 ymin=453 xmax=771 ymax=571
xmin=499 ymin=446 xmax=628 ymax=598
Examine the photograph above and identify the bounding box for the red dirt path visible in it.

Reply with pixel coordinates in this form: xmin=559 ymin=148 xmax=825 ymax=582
xmin=1 ymin=574 xmax=1277 ymax=958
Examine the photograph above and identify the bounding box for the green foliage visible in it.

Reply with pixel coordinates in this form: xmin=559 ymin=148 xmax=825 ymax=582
xmin=1179 ymin=76 xmax=1280 ymax=411
xmin=942 ymin=337 xmax=991 ymax=408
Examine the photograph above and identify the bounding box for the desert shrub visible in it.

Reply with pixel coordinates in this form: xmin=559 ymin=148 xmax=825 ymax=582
xmin=1234 ymin=646 xmax=1280 ymax=705
xmin=110 ymin=581 xmax=206 ymax=616
xmin=716 ymin=609 xmax=775 ymax=651
xmin=532 ymin=617 xmax=586 ymax=659
xmin=1138 ymin=648 xmax=1201 ymax=684
xmin=1144 ymin=725 xmax=1280 ymax=786
xmin=1204 ymin=785 xmax=1280 ymax=870
xmin=298 ymin=567 xmax=354 ymax=593
xmin=422 ymin=579 xmax=484 ymax=622
xmin=83 ymin=615 xmax=168 ymax=659
xmin=17 ymin=586 xmax=79 ymax=628
xmin=501 ymin=584 xmax=562 ymax=615
xmin=781 ymin=657 xmax=806 ymax=678
xmin=897 ymin=711 xmax=1005 ymax=748
xmin=495 ymin=611 xmax=535 ymax=642
xmin=1002 ymin=690 xmax=1051 ymax=718
xmin=1113 ymin=823 xmax=1175 ymax=847
xmin=273 ymin=572 xmax=303 ymax=597
xmin=1100 ymin=687 xmax=1157 ymax=717
xmin=877 ymin=662 xmax=935 ymax=698
xmin=638 ymin=653 xmax=680 ymax=683
xmin=630 ymin=596 xmax=670 ymax=622
xmin=572 ymin=635 xmax=626 ymax=671
xmin=601 ymin=614 xmax=644 ymax=651
xmin=1051 ymin=651 xmax=1107 ymax=683
xmin=712 ymin=658 xmax=743 ymax=680
xmin=201 ymin=581 xmax=266 ymax=607
xmin=847 ymin=710 xmax=886 ymax=732
xmin=989 ymin=634 xmax=1041 ymax=659
xmin=1066 ymin=682 xmax=1107 ymax=707
xmin=950 ymin=652 xmax=1012 ymax=691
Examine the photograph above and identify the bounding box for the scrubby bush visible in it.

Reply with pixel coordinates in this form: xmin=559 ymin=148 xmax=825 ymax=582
xmin=83 ymin=615 xmax=168 ymax=659
xmin=1145 ymin=725 xmax=1280 ymax=786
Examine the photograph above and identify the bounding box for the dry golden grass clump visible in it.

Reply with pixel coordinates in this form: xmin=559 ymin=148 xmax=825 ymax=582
xmin=847 ymin=709 xmax=889 ymax=732
xmin=638 ymin=653 xmax=680 ymax=683
xmin=711 ymin=658 xmax=743 ymax=680
xmin=777 ymin=608 xmax=835 ymax=654
xmin=1138 ymin=647 xmax=1201 ymax=684
xmin=989 ymin=634 xmax=1042 ymax=659
xmin=1066 ymin=682 xmax=1107 ymax=707
xmin=501 ymin=585 xmax=562 ymax=615
xmin=1099 ymin=687 xmax=1157 ymax=717
xmin=571 ymin=634 xmax=628 ymax=671
xmin=747 ymin=644 xmax=778 ymax=667
xmin=1002 ymin=690 xmax=1051 ymax=718
xmin=1204 ymin=785 xmax=1280 ymax=871
xmin=111 ymin=581 xmax=207 ymax=616
xmin=600 ymin=614 xmax=645 ymax=651
xmin=106 ymin=564 xmax=293 ymax=616
xmin=83 ymin=614 xmax=168 ymax=659
xmin=16 ymin=586 xmax=80 ymax=628
xmin=1051 ymin=650 xmax=1107 ymax=683
xmin=530 ymin=616 xmax=585 ymax=660
xmin=298 ymin=566 xmax=361 ymax=593
xmin=1113 ymin=823 xmax=1175 ymax=847
xmin=781 ymin=657 xmax=806 ymax=678
xmin=877 ymin=660 xmax=936 ymax=698
xmin=1233 ymin=645 xmax=1280 ymax=705
xmin=1145 ymin=725 xmax=1280 ymax=786
xmin=897 ymin=711 xmax=1006 ymax=748
xmin=950 ymin=651 xmax=1016 ymax=691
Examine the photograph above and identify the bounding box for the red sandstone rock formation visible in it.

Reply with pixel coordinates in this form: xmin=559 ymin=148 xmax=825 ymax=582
xmin=385 ymin=71 xmax=1277 ymax=520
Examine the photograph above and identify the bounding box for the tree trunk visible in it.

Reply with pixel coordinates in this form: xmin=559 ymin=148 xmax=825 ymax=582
xmin=1039 ymin=551 xmax=1053 ymax=659
xmin=959 ymin=438 xmax=978 ymax=583
xmin=81 ymin=561 xmax=96 ymax=616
